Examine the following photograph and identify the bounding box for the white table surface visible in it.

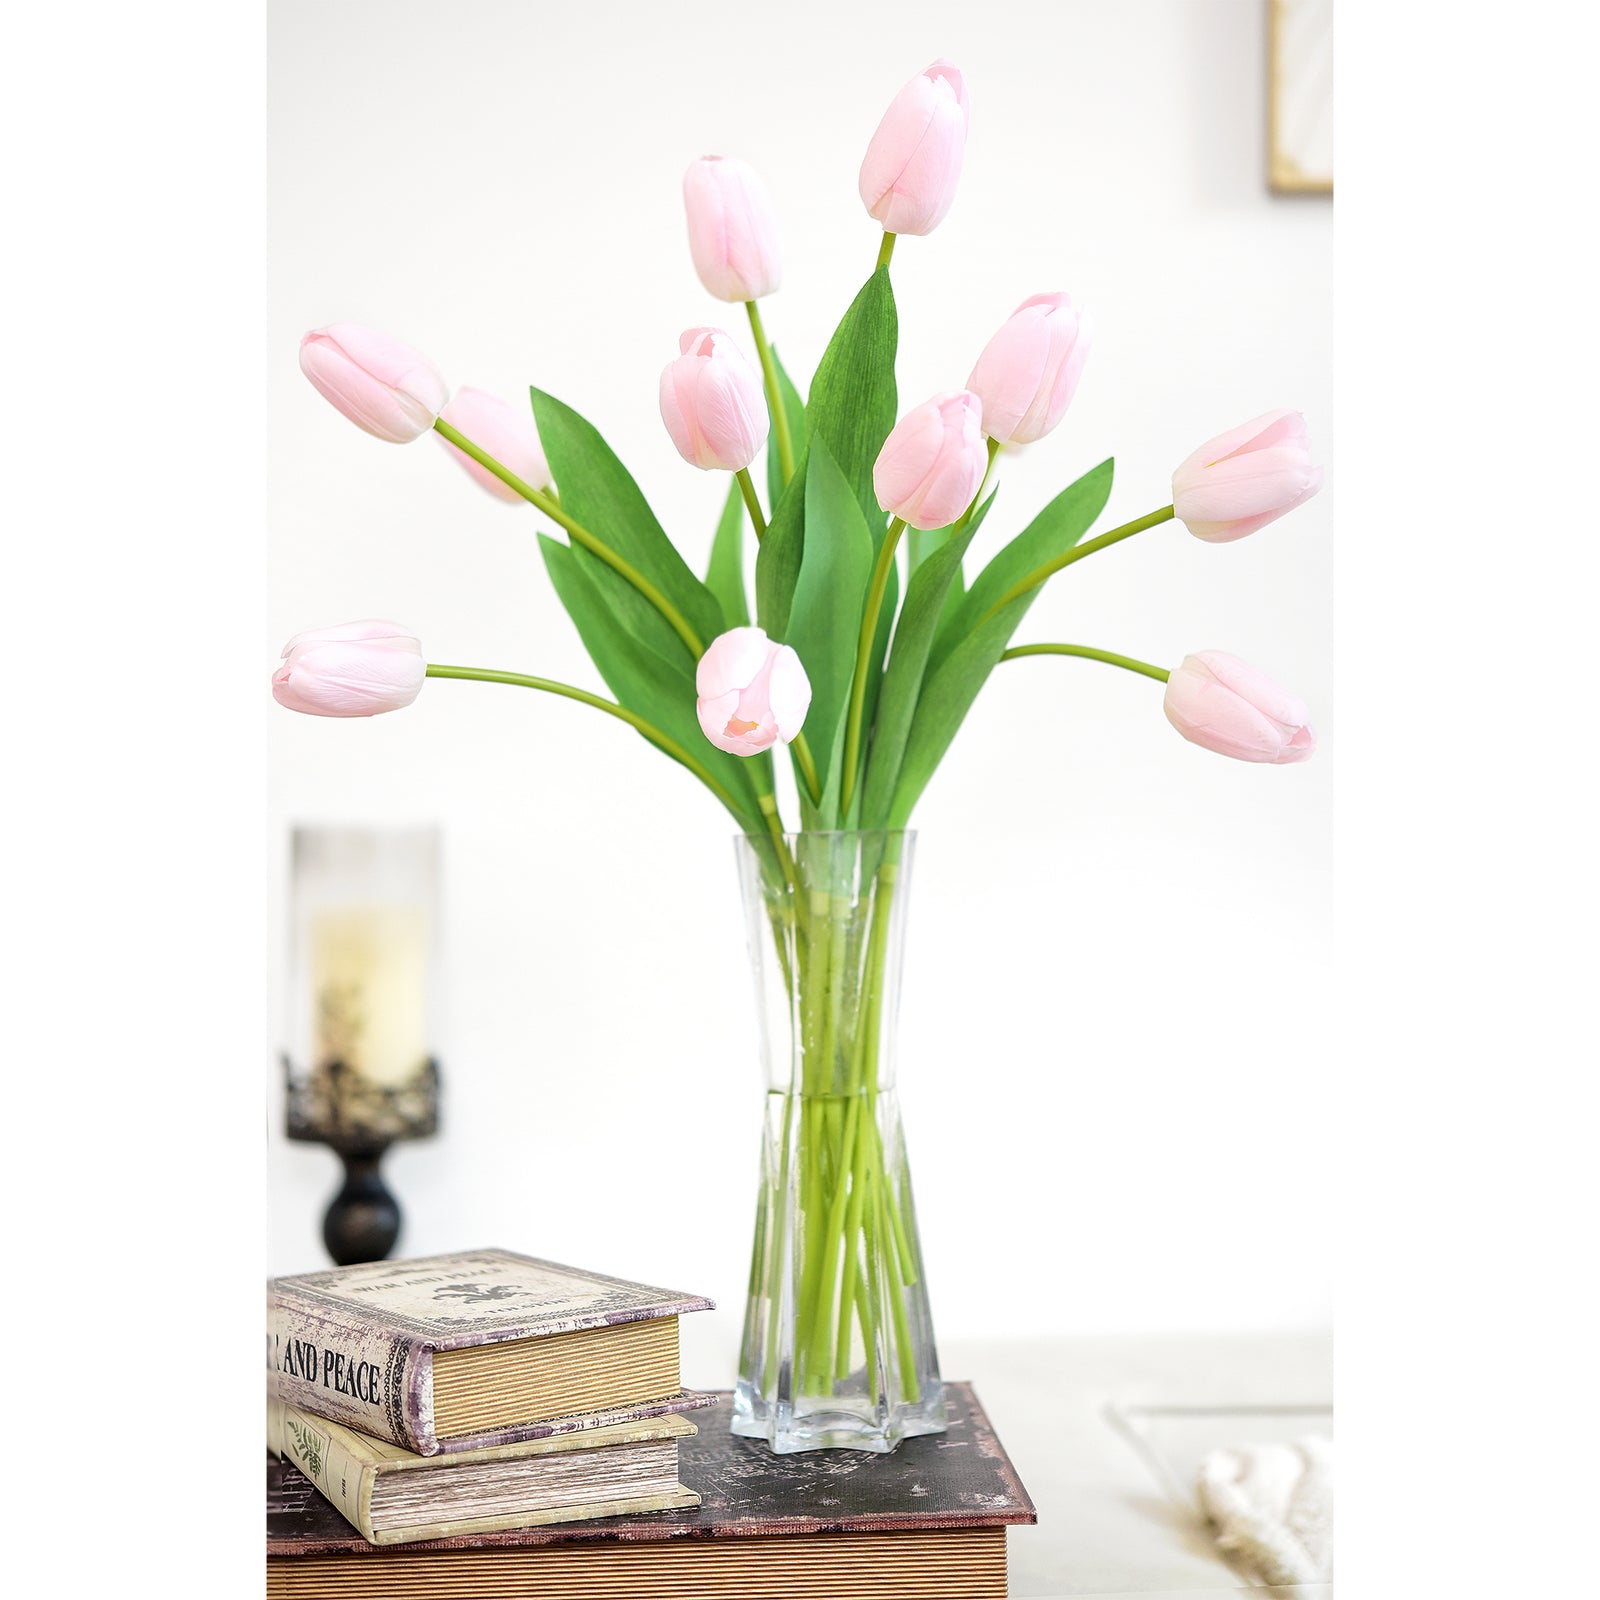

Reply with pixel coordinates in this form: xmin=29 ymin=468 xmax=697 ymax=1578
xmin=937 ymin=1333 xmax=1333 ymax=1599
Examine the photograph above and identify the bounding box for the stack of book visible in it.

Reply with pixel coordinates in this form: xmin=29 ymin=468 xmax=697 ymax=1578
xmin=268 ymin=1248 xmax=1035 ymax=1595
xmin=267 ymin=1248 xmax=718 ymax=1545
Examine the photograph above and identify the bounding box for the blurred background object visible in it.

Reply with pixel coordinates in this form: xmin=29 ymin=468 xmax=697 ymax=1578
xmin=1269 ymin=0 xmax=1334 ymax=193
xmin=284 ymin=824 xmax=441 ymax=1264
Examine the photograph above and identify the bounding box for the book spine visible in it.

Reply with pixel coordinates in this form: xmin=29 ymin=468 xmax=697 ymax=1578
xmin=268 ymin=1397 xmax=379 ymax=1543
xmin=267 ymin=1290 xmax=436 ymax=1452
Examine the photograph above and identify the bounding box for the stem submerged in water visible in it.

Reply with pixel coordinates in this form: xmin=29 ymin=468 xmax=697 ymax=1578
xmin=756 ymin=845 xmax=923 ymax=1413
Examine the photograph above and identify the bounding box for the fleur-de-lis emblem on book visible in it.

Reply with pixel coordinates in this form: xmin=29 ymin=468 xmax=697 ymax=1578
xmin=285 ymin=1416 xmax=324 ymax=1479
xmin=432 ymin=1281 xmax=521 ymax=1304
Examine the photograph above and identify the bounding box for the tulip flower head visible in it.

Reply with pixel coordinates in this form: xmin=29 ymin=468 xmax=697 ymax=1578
xmin=873 ymin=390 xmax=988 ymax=530
xmin=659 ymin=328 xmax=769 ymax=472
xmin=436 ymin=386 xmax=552 ymax=501
xmin=966 ymin=292 xmax=1092 ymax=446
xmin=272 ymin=620 xmax=426 ymax=718
xmin=859 ymin=60 xmax=970 ymax=237
xmin=683 ymin=156 xmax=783 ymax=303
xmin=1172 ymin=410 xmax=1323 ymax=543
xmin=298 ymin=324 xmax=449 ymax=444
xmin=1162 ymin=651 xmax=1315 ymax=764
xmin=696 ymin=627 xmax=811 ymax=757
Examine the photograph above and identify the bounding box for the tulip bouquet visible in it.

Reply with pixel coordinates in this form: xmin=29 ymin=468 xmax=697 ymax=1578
xmin=277 ymin=59 xmax=1322 ymax=1453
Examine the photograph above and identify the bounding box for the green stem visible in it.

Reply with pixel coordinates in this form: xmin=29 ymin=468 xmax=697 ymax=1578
xmin=1000 ymin=642 xmax=1170 ymax=683
xmin=876 ymin=232 xmax=897 ymax=271
xmin=878 ymin=1173 xmax=919 ymax=1400
xmin=803 ymin=861 xmax=897 ymax=1389
xmin=839 ymin=516 xmax=906 ymax=816
xmin=979 ymin=504 xmax=1177 ymax=624
xmin=433 ymin=417 xmax=705 ymax=659
xmin=745 ymin=300 xmax=795 ymax=487
xmin=790 ymin=732 xmax=823 ymax=808
xmin=755 ymin=792 xmax=801 ymax=920
xmin=423 ymin=664 xmax=746 ymax=815
xmin=735 ymin=466 xmax=767 ymax=542
xmin=955 ymin=437 xmax=1002 ymax=532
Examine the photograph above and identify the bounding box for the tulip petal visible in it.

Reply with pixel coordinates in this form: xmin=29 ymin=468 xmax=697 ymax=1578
xmin=280 ymin=618 xmax=414 ymax=658
xmin=274 ymin=634 xmax=426 ymax=718
xmin=437 ymin=386 xmax=551 ymax=501
xmin=696 ymin=626 xmax=775 ymax=700
xmin=661 ymin=330 xmax=767 ymax=471
xmin=299 ymin=325 xmax=448 ymax=444
xmin=1162 ymin=652 xmax=1315 ymax=764
xmin=766 ymin=645 xmax=813 ymax=742
xmin=1173 ymin=409 xmax=1305 ymax=484
xmin=859 ymin=62 xmax=969 ymax=236
xmin=684 ymin=157 xmax=782 ymax=303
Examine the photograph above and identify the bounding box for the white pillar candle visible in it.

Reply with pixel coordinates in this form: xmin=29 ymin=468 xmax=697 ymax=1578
xmin=311 ymin=905 xmax=430 ymax=1087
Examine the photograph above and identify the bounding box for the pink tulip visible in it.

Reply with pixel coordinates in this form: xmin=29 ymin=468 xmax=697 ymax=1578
xmin=1163 ymin=651 xmax=1316 ymax=764
xmin=966 ymin=292 xmax=1092 ymax=445
xmin=298 ymin=324 xmax=450 ymax=444
xmin=1171 ymin=410 xmax=1323 ymax=543
xmin=873 ymin=390 xmax=988 ymax=530
xmin=696 ymin=626 xmax=811 ymax=757
xmin=436 ymin=386 xmax=551 ymax=501
xmin=858 ymin=60 xmax=970 ymax=237
xmin=272 ymin=621 xmax=426 ymax=718
xmin=659 ymin=328 xmax=769 ymax=472
xmin=683 ymin=156 xmax=783 ymax=303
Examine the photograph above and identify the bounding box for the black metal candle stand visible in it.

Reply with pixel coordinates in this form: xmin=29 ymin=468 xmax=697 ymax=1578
xmin=283 ymin=1056 xmax=440 ymax=1266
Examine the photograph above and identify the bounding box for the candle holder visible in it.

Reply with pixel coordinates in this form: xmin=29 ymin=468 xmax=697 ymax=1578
xmin=283 ymin=825 xmax=442 ymax=1266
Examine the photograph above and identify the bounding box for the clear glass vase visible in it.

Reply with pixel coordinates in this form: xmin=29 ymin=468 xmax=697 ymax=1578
xmin=732 ymin=829 xmax=945 ymax=1453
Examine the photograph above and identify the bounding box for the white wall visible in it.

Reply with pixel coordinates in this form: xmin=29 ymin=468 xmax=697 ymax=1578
xmin=268 ymin=0 xmax=1332 ymax=1382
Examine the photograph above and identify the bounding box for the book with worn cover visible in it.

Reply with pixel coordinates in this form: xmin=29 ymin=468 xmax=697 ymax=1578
xmin=268 ymin=1395 xmax=701 ymax=1545
xmin=267 ymin=1382 xmax=1034 ymax=1598
xmin=268 ymin=1248 xmax=714 ymax=1455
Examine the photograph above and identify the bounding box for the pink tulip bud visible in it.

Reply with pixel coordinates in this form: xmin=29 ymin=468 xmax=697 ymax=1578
xmin=858 ymin=60 xmax=970 ymax=237
xmin=436 ymin=386 xmax=551 ymax=501
xmin=298 ymin=324 xmax=450 ymax=444
xmin=873 ymin=390 xmax=988 ymax=530
xmin=659 ymin=328 xmax=769 ymax=472
xmin=683 ymin=156 xmax=783 ymax=303
xmin=272 ymin=620 xmax=426 ymax=718
xmin=966 ymin=292 xmax=1092 ymax=445
xmin=1163 ymin=651 xmax=1316 ymax=764
xmin=696 ymin=626 xmax=811 ymax=757
xmin=1172 ymin=410 xmax=1323 ymax=543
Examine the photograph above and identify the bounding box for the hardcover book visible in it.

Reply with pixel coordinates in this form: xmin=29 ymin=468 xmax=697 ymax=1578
xmin=268 ymin=1248 xmax=714 ymax=1454
xmin=268 ymin=1396 xmax=701 ymax=1545
xmin=267 ymin=1381 xmax=1034 ymax=1598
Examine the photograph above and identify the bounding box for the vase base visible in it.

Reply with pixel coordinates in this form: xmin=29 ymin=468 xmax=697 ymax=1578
xmin=731 ymin=1379 xmax=947 ymax=1454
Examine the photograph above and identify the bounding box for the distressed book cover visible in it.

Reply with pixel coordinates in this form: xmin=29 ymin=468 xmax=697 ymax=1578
xmin=269 ymin=1382 xmax=1035 ymax=1557
xmin=268 ymin=1396 xmax=700 ymax=1544
xmin=268 ymin=1248 xmax=714 ymax=1454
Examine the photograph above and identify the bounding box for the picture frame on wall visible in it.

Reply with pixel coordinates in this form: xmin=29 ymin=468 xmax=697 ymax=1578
xmin=1269 ymin=0 xmax=1333 ymax=194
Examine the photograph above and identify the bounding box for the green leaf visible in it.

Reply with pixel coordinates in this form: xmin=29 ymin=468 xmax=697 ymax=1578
xmin=530 ymin=388 xmax=727 ymax=655
xmin=755 ymin=445 xmax=808 ymax=638
xmin=805 ymin=266 xmax=898 ymax=545
xmin=929 ymin=461 xmax=1113 ymax=675
xmin=906 ymin=524 xmax=952 ymax=581
xmin=783 ymin=436 xmax=874 ymax=823
xmin=539 ymin=535 xmax=759 ymax=825
xmin=765 ymin=347 xmax=807 ymax=513
xmin=885 ymin=596 xmax=1030 ymax=830
xmin=756 ymin=270 xmax=896 ymax=693
xmin=889 ymin=462 xmax=1115 ymax=825
xmin=705 ymin=479 xmax=749 ymax=629
xmin=802 ymin=268 xmax=900 ymax=765
xmin=858 ymin=493 xmax=998 ymax=828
